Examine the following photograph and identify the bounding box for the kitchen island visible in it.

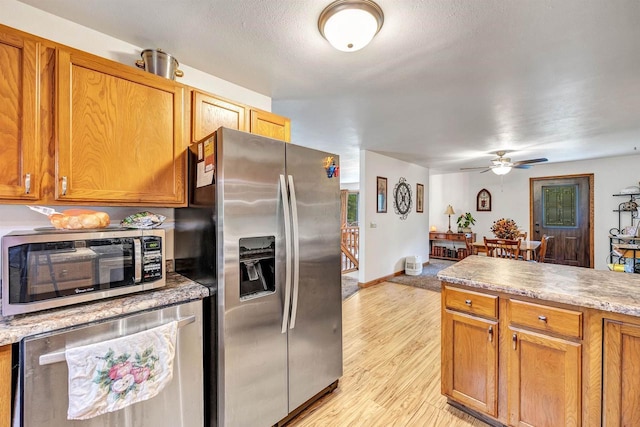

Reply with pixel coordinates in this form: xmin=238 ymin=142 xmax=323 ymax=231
xmin=437 ymin=256 xmax=640 ymax=427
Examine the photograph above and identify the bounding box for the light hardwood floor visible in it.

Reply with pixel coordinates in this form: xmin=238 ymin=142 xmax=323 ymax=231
xmin=287 ymin=282 xmax=489 ymax=427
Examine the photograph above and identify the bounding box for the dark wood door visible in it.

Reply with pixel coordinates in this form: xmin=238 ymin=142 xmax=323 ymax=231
xmin=531 ymin=175 xmax=593 ymax=267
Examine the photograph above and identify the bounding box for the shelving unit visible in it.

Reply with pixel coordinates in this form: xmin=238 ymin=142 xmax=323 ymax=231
xmin=429 ymin=232 xmax=475 ymax=261
xmin=609 ymin=192 xmax=640 ymax=272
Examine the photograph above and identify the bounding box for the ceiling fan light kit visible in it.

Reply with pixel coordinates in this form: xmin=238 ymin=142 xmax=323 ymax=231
xmin=318 ymin=0 xmax=384 ymax=52
xmin=460 ymin=150 xmax=548 ymax=175
xmin=492 ymin=164 xmax=512 ymax=175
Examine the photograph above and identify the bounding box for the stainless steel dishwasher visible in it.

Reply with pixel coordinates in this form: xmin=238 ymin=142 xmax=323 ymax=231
xmin=17 ymin=300 xmax=203 ymax=427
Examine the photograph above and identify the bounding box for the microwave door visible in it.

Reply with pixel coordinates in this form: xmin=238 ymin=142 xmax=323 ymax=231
xmin=90 ymin=239 xmax=136 ymax=287
xmin=24 ymin=246 xmax=100 ymax=301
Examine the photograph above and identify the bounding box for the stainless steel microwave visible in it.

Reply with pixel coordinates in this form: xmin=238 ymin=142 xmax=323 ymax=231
xmin=1 ymin=228 xmax=166 ymax=316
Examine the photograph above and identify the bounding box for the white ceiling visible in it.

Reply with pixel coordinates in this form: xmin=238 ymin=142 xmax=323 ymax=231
xmin=17 ymin=0 xmax=640 ymax=183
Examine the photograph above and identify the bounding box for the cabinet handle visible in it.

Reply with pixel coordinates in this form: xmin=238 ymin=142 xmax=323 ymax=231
xmin=61 ymin=176 xmax=68 ymax=196
xmin=538 ymin=315 xmax=547 ymax=322
xmin=25 ymin=173 xmax=31 ymax=194
xmin=488 ymin=326 xmax=493 ymax=342
xmin=512 ymin=333 xmax=517 ymax=350
xmin=465 ymin=299 xmax=472 ymax=306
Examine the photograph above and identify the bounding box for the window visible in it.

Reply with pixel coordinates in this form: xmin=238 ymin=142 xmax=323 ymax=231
xmin=542 ymin=185 xmax=578 ymax=228
xmin=347 ymin=192 xmax=359 ymax=226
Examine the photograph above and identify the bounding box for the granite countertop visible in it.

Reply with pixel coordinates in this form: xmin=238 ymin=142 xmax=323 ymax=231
xmin=437 ymin=255 xmax=640 ymax=317
xmin=0 ymin=273 xmax=210 ymax=346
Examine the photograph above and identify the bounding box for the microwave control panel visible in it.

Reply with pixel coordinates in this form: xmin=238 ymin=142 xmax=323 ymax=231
xmin=142 ymin=236 xmax=163 ymax=281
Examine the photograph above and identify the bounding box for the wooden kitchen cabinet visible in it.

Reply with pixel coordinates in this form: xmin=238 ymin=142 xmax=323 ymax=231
xmin=603 ymin=319 xmax=640 ymax=426
xmin=507 ymin=299 xmax=582 ymax=427
xmin=0 ymin=345 xmax=11 ymax=427
xmin=443 ymin=284 xmax=586 ymax=426
xmin=191 ymin=90 xmax=246 ymax=142
xmin=55 ymin=48 xmax=186 ymax=205
xmin=249 ymin=108 xmax=291 ymax=142
xmin=0 ymin=29 xmax=41 ymax=201
xmin=441 ymin=286 xmax=498 ymax=417
xmin=507 ymin=327 xmax=581 ymax=427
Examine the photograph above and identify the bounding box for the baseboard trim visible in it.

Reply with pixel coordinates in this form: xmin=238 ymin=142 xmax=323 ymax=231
xmin=356 ymin=261 xmax=437 ymax=289
xmin=447 ymin=399 xmax=506 ymax=427
xmin=358 ymin=270 xmax=404 ymax=288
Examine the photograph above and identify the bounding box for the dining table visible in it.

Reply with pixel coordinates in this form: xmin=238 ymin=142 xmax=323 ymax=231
xmin=472 ymin=239 xmax=541 ymax=260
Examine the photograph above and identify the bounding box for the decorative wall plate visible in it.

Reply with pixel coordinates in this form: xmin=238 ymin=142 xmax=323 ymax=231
xmin=477 ymin=188 xmax=491 ymax=212
xmin=393 ymin=177 xmax=412 ymax=220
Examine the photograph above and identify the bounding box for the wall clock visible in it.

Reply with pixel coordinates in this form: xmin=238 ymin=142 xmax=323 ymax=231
xmin=477 ymin=188 xmax=492 ymax=211
xmin=393 ymin=177 xmax=412 ymax=220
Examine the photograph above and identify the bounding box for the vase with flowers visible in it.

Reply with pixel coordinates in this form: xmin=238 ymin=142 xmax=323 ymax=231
xmin=490 ymin=218 xmax=519 ymax=240
xmin=456 ymin=212 xmax=476 ymax=233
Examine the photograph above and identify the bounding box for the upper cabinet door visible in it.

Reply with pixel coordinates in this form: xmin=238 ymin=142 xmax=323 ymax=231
xmin=191 ymin=91 xmax=246 ymax=142
xmin=249 ymin=109 xmax=291 ymax=142
xmin=0 ymin=31 xmax=41 ymax=200
xmin=56 ymin=49 xmax=186 ymax=205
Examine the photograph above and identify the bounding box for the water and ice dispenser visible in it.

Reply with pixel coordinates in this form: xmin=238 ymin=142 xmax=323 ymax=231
xmin=239 ymin=236 xmax=275 ymax=300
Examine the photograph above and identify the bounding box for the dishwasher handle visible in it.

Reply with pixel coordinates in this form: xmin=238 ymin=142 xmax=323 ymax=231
xmin=38 ymin=315 xmax=196 ymax=366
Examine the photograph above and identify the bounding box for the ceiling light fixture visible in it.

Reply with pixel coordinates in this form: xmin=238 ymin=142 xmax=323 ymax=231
xmin=318 ymin=0 xmax=384 ymax=52
xmin=492 ymin=164 xmax=512 ymax=175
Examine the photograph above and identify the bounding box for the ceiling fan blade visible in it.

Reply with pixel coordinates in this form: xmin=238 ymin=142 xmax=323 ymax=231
xmin=513 ymin=164 xmax=532 ymax=169
xmin=512 ymin=158 xmax=548 ymax=166
xmin=460 ymin=166 xmax=490 ymax=171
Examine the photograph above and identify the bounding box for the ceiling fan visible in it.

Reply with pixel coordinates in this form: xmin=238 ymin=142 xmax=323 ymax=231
xmin=460 ymin=151 xmax=548 ymax=175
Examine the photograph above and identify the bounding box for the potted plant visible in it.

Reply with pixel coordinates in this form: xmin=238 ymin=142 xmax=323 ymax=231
xmin=456 ymin=212 xmax=476 ymax=233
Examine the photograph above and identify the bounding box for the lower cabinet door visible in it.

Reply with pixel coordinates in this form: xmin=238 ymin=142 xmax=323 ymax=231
xmin=442 ymin=310 xmax=498 ymax=417
xmin=508 ymin=327 xmax=581 ymax=427
xmin=603 ymin=319 xmax=640 ymax=426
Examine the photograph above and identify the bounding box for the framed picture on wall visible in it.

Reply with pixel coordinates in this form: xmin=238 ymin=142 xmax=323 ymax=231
xmin=477 ymin=188 xmax=492 ymax=211
xmin=416 ymin=183 xmax=424 ymax=213
xmin=376 ymin=176 xmax=387 ymax=213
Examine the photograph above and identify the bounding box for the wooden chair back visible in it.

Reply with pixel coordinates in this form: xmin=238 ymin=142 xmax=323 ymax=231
xmin=484 ymin=237 xmax=522 ymax=260
xmin=464 ymin=234 xmax=474 ymax=254
xmin=537 ymin=235 xmax=551 ymax=263
xmin=517 ymin=230 xmax=528 ymax=241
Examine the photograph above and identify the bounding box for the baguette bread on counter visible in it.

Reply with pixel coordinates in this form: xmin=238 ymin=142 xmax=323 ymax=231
xmin=49 ymin=209 xmax=110 ymax=229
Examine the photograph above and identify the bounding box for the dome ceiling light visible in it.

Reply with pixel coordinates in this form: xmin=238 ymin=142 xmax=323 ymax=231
xmin=318 ymin=0 xmax=384 ymax=52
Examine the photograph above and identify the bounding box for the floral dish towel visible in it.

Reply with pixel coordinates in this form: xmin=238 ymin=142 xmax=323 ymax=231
xmin=65 ymin=320 xmax=178 ymax=420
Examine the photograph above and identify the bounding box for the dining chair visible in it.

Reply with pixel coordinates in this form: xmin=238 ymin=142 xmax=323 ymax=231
xmin=464 ymin=234 xmax=476 ymax=256
xmin=535 ymin=235 xmax=551 ymax=263
xmin=484 ymin=237 xmax=522 ymax=260
xmin=517 ymin=230 xmax=528 ymax=241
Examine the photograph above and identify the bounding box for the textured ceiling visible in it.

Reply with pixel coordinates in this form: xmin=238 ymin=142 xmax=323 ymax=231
xmin=17 ymin=0 xmax=640 ymax=183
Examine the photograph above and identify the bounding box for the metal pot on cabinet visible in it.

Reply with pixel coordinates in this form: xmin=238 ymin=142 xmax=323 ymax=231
xmin=135 ymin=48 xmax=184 ymax=80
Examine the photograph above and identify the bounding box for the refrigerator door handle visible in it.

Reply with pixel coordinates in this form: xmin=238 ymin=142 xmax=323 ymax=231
xmin=280 ymin=174 xmax=293 ymax=334
xmin=287 ymin=175 xmax=300 ymax=329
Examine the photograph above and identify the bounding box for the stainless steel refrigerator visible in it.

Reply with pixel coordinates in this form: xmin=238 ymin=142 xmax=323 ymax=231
xmin=174 ymin=127 xmax=343 ymax=427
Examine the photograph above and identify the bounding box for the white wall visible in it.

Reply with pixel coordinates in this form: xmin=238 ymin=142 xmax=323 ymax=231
xmin=0 ymin=0 xmax=270 ymax=110
xmin=429 ymin=154 xmax=640 ymax=271
xmin=360 ymin=151 xmax=430 ymax=283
